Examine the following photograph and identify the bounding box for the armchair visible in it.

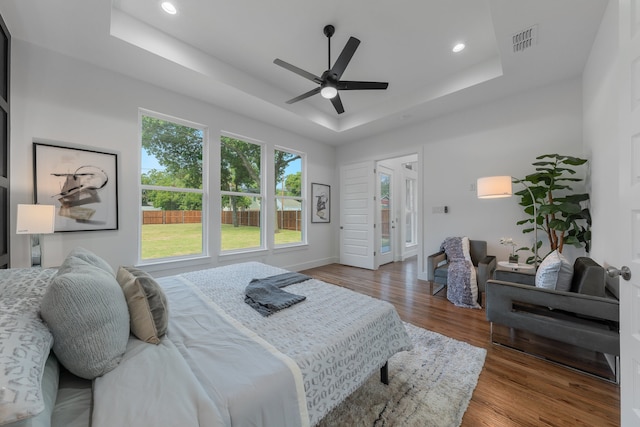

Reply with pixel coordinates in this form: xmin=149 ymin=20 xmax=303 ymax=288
xmin=426 ymin=239 xmax=496 ymax=305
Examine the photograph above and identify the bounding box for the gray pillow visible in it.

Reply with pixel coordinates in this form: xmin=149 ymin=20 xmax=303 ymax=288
xmin=56 ymin=247 xmax=115 ymax=277
xmin=40 ymin=263 xmax=129 ymax=380
xmin=116 ymin=266 xmax=169 ymax=344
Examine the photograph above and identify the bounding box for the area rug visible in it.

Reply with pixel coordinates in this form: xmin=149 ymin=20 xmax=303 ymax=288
xmin=316 ymin=322 xmax=487 ymax=427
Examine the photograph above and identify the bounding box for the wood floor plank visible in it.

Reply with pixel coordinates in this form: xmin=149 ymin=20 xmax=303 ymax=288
xmin=301 ymin=257 xmax=620 ymax=427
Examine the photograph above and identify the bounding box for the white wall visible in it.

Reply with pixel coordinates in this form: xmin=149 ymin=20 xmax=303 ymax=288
xmin=338 ymin=78 xmax=586 ymax=279
xmin=582 ymin=0 xmax=618 ymax=265
xmin=10 ymin=41 xmax=337 ymax=274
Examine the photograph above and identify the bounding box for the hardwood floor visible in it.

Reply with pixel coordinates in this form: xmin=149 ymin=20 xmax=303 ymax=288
xmin=301 ymin=257 xmax=620 ymax=427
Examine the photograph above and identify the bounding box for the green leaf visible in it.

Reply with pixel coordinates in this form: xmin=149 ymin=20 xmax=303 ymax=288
xmin=549 ymin=219 xmax=569 ymax=231
xmin=561 ymin=157 xmax=588 ymax=166
xmin=557 ymin=202 xmax=582 ymax=214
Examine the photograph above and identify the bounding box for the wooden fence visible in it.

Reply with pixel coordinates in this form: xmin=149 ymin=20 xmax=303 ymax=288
xmin=143 ymin=210 xmax=202 ymax=225
xmin=143 ymin=210 xmax=301 ymax=231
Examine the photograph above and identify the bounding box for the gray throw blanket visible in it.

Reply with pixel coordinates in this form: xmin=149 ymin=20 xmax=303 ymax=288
xmin=245 ymin=272 xmax=311 ymax=316
xmin=441 ymin=237 xmax=480 ymax=309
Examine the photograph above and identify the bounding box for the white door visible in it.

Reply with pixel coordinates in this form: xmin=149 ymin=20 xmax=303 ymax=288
xmin=340 ymin=162 xmax=375 ymax=269
xmin=619 ymin=0 xmax=640 ymax=424
xmin=376 ymin=165 xmax=394 ymax=266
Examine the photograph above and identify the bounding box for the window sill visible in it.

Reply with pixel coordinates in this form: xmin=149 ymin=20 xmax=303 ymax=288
xmin=136 ymin=255 xmax=212 ymax=275
xmin=273 ymin=242 xmax=309 ymax=253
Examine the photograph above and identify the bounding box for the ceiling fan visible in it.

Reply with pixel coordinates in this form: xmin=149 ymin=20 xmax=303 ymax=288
xmin=274 ymin=25 xmax=389 ymax=114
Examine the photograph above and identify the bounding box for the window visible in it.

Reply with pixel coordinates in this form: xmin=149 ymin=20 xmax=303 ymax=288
xmin=220 ymin=134 xmax=263 ymax=252
xmin=405 ymin=177 xmax=417 ymax=246
xmin=274 ymin=148 xmax=304 ymax=245
xmin=140 ymin=113 xmax=206 ymax=261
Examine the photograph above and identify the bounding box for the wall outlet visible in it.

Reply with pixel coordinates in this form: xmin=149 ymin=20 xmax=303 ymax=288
xmin=432 ymin=206 xmax=445 ymax=214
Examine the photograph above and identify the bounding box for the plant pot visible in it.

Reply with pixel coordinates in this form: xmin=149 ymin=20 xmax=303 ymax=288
xmin=508 ymin=255 xmax=519 ymax=264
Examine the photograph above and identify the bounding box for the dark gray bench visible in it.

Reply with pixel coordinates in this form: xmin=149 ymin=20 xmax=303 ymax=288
xmin=485 ymin=257 xmax=619 ymax=381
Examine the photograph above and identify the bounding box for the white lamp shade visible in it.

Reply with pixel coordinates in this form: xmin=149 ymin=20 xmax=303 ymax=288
xmin=16 ymin=204 xmax=56 ymax=234
xmin=477 ymin=176 xmax=513 ymax=199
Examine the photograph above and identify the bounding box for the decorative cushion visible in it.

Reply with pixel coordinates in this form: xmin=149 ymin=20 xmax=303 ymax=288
xmin=535 ymin=250 xmax=573 ymax=290
xmin=554 ymin=252 xmax=574 ymax=292
xmin=6 ymin=354 xmax=61 ymax=427
xmin=0 ymin=269 xmax=57 ymax=425
xmin=40 ymin=256 xmax=129 ymax=380
xmin=116 ymin=266 xmax=169 ymax=344
xmin=55 ymin=247 xmax=114 ymax=277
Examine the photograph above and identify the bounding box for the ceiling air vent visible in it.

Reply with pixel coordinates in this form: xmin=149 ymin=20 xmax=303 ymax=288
xmin=512 ymin=25 xmax=537 ymax=53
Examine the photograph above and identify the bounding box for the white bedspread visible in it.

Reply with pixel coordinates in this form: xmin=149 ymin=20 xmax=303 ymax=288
xmin=91 ymin=262 xmax=412 ymax=427
xmin=93 ymin=337 xmax=226 ymax=427
xmin=179 ymin=262 xmax=413 ymax=426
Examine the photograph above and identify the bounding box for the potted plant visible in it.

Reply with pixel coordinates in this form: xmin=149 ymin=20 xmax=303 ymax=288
xmin=515 ymin=154 xmax=591 ymax=264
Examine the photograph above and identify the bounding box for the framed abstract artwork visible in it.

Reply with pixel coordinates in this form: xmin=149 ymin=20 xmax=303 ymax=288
xmin=311 ymin=183 xmax=330 ymax=223
xmin=33 ymin=142 xmax=119 ymax=232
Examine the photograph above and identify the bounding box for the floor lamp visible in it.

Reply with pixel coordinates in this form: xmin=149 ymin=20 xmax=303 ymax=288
xmin=16 ymin=204 xmax=56 ymax=267
xmin=476 ymin=176 xmax=538 ymax=267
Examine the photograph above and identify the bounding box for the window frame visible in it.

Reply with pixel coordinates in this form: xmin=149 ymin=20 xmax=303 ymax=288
xmin=219 ymin=131 xmax=266 ymax=255
xmin=404 ymin=177 xmax=417 ymax=247
xmin=273 ymin=145 xmax=307 ymax=248
xmin=137 ymin=109 xmax=209 ymax=265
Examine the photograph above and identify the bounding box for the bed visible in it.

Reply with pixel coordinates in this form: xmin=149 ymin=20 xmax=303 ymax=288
xmin=1 ymin=248 xmax=412 ymax=427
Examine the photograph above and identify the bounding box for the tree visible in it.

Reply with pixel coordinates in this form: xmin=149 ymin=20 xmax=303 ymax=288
xmin=284 ymin=172 xmax=301 ymax=196
xmin=220 ymin=137 xmax=262 ymax=226
xmin=142 ymin=170 xmax=202 ymax=210
xmin=275 ymin=150 xmax=301 ymax=188
xmin=141 ymin=116 xmax=203 ymax=189
xmin=515 ymin=154 xmax=591 ymax=262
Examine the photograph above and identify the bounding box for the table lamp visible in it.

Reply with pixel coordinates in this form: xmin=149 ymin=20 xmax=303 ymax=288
xmin=16 ymin=204 xmax=56 ymax=266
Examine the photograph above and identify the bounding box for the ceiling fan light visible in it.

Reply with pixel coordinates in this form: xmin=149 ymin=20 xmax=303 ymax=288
xmin=320 ymin=85 xmax=338 ymax=99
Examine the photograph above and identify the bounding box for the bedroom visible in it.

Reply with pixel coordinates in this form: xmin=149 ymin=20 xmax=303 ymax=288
xmin=0 ymin=0 xmax=636 ymax=426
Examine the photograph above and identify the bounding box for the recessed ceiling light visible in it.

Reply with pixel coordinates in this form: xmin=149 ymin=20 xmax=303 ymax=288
xmin=452 ymin=43 xmax=465 ymax=53
xmin=161 ymin=2 xmax=177 ymax=15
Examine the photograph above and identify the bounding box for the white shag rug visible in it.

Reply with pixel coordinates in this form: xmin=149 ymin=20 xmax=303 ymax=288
xmin=316 ymin=322 xmax=487 ymax=427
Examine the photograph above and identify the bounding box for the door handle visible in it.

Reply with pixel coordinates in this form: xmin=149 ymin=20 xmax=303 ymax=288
xmin=606 ymin=265 xmax=631 ymax=281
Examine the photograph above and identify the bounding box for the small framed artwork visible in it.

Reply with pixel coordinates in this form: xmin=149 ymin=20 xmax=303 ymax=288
xmin=311 ymin=183 xmax=330 ymax=223
xmin=34 ymin=141 xmax=119 ymax=232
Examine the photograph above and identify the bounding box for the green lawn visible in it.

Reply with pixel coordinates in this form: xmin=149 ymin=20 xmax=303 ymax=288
xmin=141 ymin=223 xmax=302 ymax=259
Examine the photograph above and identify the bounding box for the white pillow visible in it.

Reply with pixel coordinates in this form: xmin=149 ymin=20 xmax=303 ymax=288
xmin=461 ymin=237 xmax=472 ymax=262
xmin=555 ymin=252 xmax=574 ymax=291
xmin=535 ymin=250 xmax=573 ymax=290
xmin=461 ymin=237 xmax=479 ymax=306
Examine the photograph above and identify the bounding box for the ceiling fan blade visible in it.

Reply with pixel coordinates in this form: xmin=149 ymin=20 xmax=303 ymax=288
xmin=330 ymin=37 xmax=360 ymax=80
xmin=274 ymin=59 xmax=323 ymax=84
xmin=338 ymin=81 xmax=389 ymax=90
xmin=286 ymin=87 xmax=321 ymax=104
xmin=331 ymin=93 xmax=345 ymax=114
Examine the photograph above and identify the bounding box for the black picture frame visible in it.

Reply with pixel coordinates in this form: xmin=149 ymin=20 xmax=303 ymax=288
xmin=311 ymin=183 xmax=330 ymax=223
xmin=33 ymin=141 xmax=119 ymax=232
